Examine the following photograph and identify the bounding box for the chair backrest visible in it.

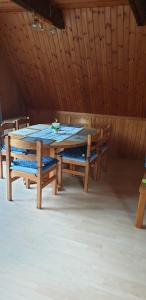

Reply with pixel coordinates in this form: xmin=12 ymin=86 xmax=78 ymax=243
xmin=15 ymin=116 xmax=30 ymax=130
xmin=100 ymin=124 xmax=111 ymax=144
xmin=0 ymin=122 xmax=16 ymax=139
xmin=69 ymin=116 xmax=92 ymax=128
xmin=86 ymin=129 xmax=101 ymax=159
xmin=5 ymin=136 xmax=46 ymax=168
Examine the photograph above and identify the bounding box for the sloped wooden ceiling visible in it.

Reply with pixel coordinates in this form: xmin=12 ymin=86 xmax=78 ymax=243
xmin=0 ymin=0 xmax=146 ymax=117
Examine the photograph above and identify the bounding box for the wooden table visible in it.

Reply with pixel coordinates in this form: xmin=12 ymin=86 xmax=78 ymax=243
xmin=8 ymin=124 xmax=98 ymax=191
xmin=9 ymin=124 xmax=97 ymax=156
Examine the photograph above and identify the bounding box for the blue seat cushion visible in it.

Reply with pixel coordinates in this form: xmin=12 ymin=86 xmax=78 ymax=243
xmin=11 ymin=156 xmax=58 ymax=174
xmin=59 ymin=147 xmax=97 ymax=163
xmin=100 ymin=143 xmax=108 ymax=154
xmin=1 ymin=144 xmax=27 ymax=154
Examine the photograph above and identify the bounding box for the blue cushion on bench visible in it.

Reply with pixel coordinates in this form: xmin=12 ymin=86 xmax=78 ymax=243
xmin=59 ymin=147 xmax=97 ymax=163
xmin=11 ymin=156 xmax=58 ymax=174
xmin=1 ymin=144 xmax=27 ymax=154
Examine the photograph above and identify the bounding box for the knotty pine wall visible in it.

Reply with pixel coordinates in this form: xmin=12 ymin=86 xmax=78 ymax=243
xmin=1 ymin=1 xmax=146 ymax=159
xmin=28 ymin=109 xmax=146 ymax=159
xmin=0 ymin=4 xmax=146 ymax=116
xmin=0 ymin=49 xmax=26 ymax=120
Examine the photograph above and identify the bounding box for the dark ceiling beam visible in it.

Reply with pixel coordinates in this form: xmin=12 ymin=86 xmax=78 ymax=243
xmin=0 ymin=0 xmax=128 ymax=12
xmin=11 ymin=0 xmax=65 ymax=28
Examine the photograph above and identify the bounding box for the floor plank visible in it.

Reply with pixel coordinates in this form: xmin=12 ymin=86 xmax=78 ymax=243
xmin=0 ymin=159 xmax=146 ymax=300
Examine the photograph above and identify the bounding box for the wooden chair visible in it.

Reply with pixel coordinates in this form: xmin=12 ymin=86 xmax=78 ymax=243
xmin=100 ymin=124 xmax=111 ymax=172
xmin=5 ymin=136 xmax=58 ymax=209
xmin=15 ymin=116 xmax=30 ymax=130
xmin=135 ymin=176 xmax=146 ymax=228
xmin=0 ymin=121 xmax=16 ymax=178
xmin=69 ymin=115 xmax=92 ymax=128
xmin=58 ymin=130 xmax=101 ymax=192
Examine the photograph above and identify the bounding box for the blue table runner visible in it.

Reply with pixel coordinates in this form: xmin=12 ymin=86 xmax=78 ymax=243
xmin=26 ymin=126 xmax=83 ymax=143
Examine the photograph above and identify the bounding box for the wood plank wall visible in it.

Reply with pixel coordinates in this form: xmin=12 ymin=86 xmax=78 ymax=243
xmin=0 ymin=4 xmax=146 ymax=117
xmin=29 ymin=109 xmax=146 ymax=159
xmin=0 ymin=49 xmax=26 ymax=120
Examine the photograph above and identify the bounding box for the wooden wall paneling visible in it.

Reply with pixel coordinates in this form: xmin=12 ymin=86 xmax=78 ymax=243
xmin=86 ymin=8 xmax=94 ymax=109
xmin=0 ymin=14 xmax=30 ymax=103
xmin=8 ymin=13 xmax=32 ymax=101
xmin=11 ymin=14 xmax=34 ymax=102
xmin=28 ymin=13 xmax=56 ymax=109
xmin=1 ymin=5 xmax=146 ymax=117
xmin=56 ymin=16 xmax=76 ymax=110
xmin=117 ymin=5 xmax=124 ymax=113
xmin=71 ymin=9 xmax=87 ymax=108
xmin=23 ymin=12 xmax=49 ymax=109
xmin=105 ymin=6 xmax=112 ymax=114
xmin=123 ymin=5 xmax=130 ymax=112
xmin=82 ymin=8 xmax=94 ymax=112
xmin=77 ymin=8 xmax=91 ymax=111
xmin=138 ymin=27 xmax=146 ymax=117
xmin=92 ymin=8 xmax=103 ymax=112
xmin=127 ymin=10 xmax=136 ymax=115
xmin=13 ymin=13 xmax=36 ymax=103
xmin=53 ymin=30 xmax=70 ymax=109
xmin=47 ymin=30 xmax=67 ymax=109
xmin=66 ymin=10 xmax=82 ymax=110
xmin=111 ymin=6 xmax=118 ymax=115
xmin=64 ymin=10 xmax=83 ymax=111
xmin=141 ymin=123 xmax=146 ymax=159
xmin=98 ymin=7 xmax=107 ymax=113
xmin=140 ymin=28 xmax=146 ymax=117
xmin=0 ymin=48 xmax=26 ymax=119
xmin=56 ymin=111 xmax=146 ymax=158
xmin=34 ymin=24 xmax=55 ymax=109
xmin=61 ymin=12 xmax=78 ymax=111
xmin=133 ymin=120 xmax=142 ymax=157
xmin=43 ymin=30 xmax=64 ymax=110
xmin=95 ymin=7 xmax=105 ymax=111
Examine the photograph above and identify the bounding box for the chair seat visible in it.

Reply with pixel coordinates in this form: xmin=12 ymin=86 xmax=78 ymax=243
xmin=11 ymin=156 xmax=58 ymax=174
xmin=59 ymin=147 xmax=98 ymax=163
xmin=1 ymin=144 xmax=27 ymax=154
xmin=100 ymin=143 xmax=108 ymax=153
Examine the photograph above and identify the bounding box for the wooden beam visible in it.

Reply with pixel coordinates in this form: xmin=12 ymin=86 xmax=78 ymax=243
xmin=0 ymin=0 xmax=128 ymax=12
xmin=11 ymin=0 xmax=65 ymax=28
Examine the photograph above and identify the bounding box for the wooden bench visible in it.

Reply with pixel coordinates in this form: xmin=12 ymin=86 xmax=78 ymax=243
xmin=135 ymin=177 xmax=146 ymax=228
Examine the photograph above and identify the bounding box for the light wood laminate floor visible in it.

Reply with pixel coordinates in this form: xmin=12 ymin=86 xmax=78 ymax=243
xmin=0 ymin=159 xmax=146 ymax=300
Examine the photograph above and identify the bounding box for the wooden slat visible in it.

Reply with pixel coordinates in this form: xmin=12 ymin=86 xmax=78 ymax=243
xmin=0 ymin=0 xmax=128 ymax=12
xmin=53 ymin=110 xmax=146 ymax=159
xmin=1 ymin=5 xmax=146 ymax=121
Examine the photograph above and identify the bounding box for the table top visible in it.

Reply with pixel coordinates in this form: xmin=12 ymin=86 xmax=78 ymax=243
xmin=9 ymin=124 xmax=97 ymax=149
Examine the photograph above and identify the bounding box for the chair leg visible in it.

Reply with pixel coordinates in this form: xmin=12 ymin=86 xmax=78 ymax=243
xmin=25 ymin=178 xmax=30 ymax=189
xmin=58 ymin=158 xmax=62 ymax=190
xmin=135 ymin=193 xmax=146 ymax=228
xmin=52 ymin=165 xmax=58 ymax=195
xmin=84 ymin=164 xmax=89 ymax=192
xmin=0 ymin=152 xmax=3 ymax=179
xmin=7 ymin=171 xmax=12 ymax=201
xmin=37 ymin=180 xmax=42 ymax=209
xmin=53 ymin=177 xmax=57 ymax=195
